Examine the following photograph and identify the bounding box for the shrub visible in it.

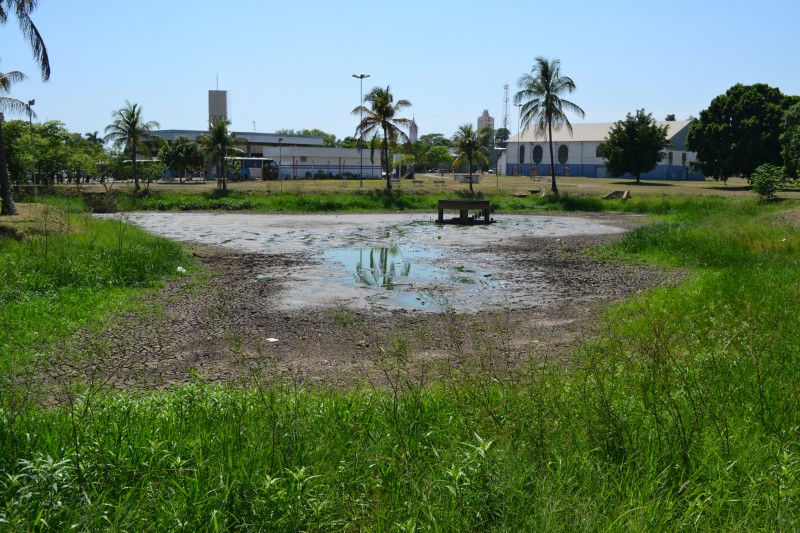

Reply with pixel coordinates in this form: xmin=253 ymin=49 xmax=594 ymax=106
xmin=750 ymin=163 xmax=785 ymax=200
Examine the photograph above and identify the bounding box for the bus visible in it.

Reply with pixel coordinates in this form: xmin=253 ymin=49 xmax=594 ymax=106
xmin=231 ymin=157 xmax=279 ymax=181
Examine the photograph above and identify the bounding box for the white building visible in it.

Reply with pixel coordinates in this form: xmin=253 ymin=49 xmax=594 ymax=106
xmin=262 ymin=146 xmax=381 ymax=180
xmin=498 ymin=120 xmax=704 ymax=180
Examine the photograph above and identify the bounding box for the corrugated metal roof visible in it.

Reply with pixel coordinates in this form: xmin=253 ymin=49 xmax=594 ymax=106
xmin=509 ymin=120 xmax=691 ymax=143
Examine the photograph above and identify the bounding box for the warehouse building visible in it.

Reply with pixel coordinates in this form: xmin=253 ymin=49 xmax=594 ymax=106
xmin=499 ymin=120 xmax=704 ymax=180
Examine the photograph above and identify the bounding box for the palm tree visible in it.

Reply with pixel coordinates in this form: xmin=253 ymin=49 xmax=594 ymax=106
xmin=84 ymin=131 xmax=104 ymax=146
xmin=352 ymin=86 xmax=412 ymax=191
xmin=0 ymin=1 xmax=50 ymax=81
xmin=0 ymin=69 xmax=32 ymax=215
xmin=104 ymin=101 xmax=159 ymax=191
xmin=452 ymin=124 xmax=489 ymax=194
xmin=514 ymin=57 xmax=585 ymax=194
xmin=196 ymin=119 xmax=244 ymax=190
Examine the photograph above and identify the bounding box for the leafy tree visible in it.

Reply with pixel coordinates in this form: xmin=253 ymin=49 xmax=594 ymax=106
xmin=0 ymin=69 xmax=31 ymax=215
xmin=339 ymin=136 xmax=359 ymax=149
xmin=687 ymin=83 xmax=797 ymax=181
xmin=418 ymin=133 xmax=451 ymax=147
xmin=158 ymin=136 xmax=203 ymax=183
xmin=425 ymin=145 xmax=453 ymax=172
xmin=514 ymin=57 xmax=585 ymax=194
xmin=750 ymin=163 xmax=785 ymax=200
xmin=0 ymin=1 xmax=49 ymax=215
xmin=104 ymin=101 xmax=160 ymax=191
xmin=274 ymin=128 xmax=339 ymax=147
xmin=600 ymin=109 xmax=669 ymax=183
xmin=196 ymin=119 xmax=245 ymax=190
xmin=665 ymin=114 xmax=676 ymax=121
xmin=780 ymin=101 xmax=800 ymax=179
xmin=494 ymin=127 xmax=511 ymax=148
xmin=353 ymin=86 xmax=413 ymax=191
xmin=452 ymin=124 xmax=489 ymax=193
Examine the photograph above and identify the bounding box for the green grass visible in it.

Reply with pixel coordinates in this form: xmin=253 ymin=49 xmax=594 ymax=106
xmin=1 ymin=197 xmax=800 ymax=530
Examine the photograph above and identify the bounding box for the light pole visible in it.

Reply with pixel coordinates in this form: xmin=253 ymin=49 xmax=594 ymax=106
xmin=27 ymin=99 xmax=36 ymax=199
xmin=514 ymin=103 xmax=523 ymax=176
xmin=352 ymin=73 xmax=370 ymax=188
xmin=278 ymin=137 xmax=283 ymax=190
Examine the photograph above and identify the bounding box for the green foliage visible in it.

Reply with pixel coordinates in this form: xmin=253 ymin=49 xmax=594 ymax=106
xmin=158 ymin=136 xmax=203 ymax=181
xmin=687 ymin=83 xmax=796 ymax=180
xmin=196 ymin=119 xmax=245 ymax=191
xmin=750 ymin=163 xmax=786 ymax=200
xmin=780 ymin=101 xmax=800 ymax=179
xmin=451 ymin=124 xmax=489 ymax=193
xmin=103 ymin=101 xmax=160 ymax=191
xmin=353 ymin=86 xmax=413 ymax=190
xmin=494 ymin=127 xmax=511 ymax=147
xmin=600 ymin=109 xmax=669 ymax=182
xmin=515 ymin=56 xmax=585 ymax=193
xmin=3 ymin=197 xmax=800 ymax=529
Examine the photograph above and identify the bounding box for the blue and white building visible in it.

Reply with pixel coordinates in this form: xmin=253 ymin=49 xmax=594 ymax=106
xmin=499 ymin=120 xmax=704 ymax=180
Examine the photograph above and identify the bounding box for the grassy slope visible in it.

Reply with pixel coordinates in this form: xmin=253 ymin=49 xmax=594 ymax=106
xmin=1 ymin=197 xmax=799 ymax=530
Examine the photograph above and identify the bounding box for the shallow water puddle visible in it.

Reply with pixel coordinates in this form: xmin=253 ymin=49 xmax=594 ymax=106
xmin=98 ymin=212 xmax=628 ymax=312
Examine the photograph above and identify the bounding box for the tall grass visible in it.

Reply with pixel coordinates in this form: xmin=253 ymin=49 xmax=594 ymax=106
xmin=1 ymin=198 xmax=799 ymax=530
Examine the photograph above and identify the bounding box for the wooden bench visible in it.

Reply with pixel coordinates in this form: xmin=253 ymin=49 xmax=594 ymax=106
xmin=433 ymin=179 xmax=446 ymax=186
xmin=437 ymin=199 xmax=491 ymax=223
xmin=412 ymin=179 xmax=424 ymax=186
xmin=390 ymin=178 xmax=401 ymax=186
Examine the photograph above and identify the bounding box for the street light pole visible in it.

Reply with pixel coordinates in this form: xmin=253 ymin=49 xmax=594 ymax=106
xmin=352 ymin=73 xmax=370 ymax=188
xmin=514 ymin=103 xmax=523 ymax=176
xmin=27 ymin=99 xmax=36 ymax=199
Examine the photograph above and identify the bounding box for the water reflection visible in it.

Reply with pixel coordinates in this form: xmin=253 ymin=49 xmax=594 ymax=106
xmin=326 ymin=246 xmax=441 ymax=290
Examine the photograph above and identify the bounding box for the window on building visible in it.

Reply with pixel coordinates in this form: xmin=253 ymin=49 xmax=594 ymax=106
xmin=595 ymin=144 xmax=603 ymax=158
xmin=668 ymin=151 xmax=674 ymax=165
xmin=682 ymin=152 xmax=687 ymax=166
xmin=558 ymin=145 xmax=569 ymax=164
xmin=533 ymin=145 xmax=543 ymax=164
xmin=519 ymin=145 xmax=525 ymax=163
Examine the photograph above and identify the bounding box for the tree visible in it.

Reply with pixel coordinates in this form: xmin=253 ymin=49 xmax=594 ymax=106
xmin=494 ymin=127 xmax=511 ymax=148
xmin=425 ymin=145 xmax=453 ymax=172
xmin=0 ymin=0 xmax=50 ymax=81
xmin=0 ymin=69 xmax=31 ymax=215
xmin=84 ymin=131 xmax=104 ymax=146
xmin=0 ymin=1 xmax=49 ymax=215
xmin=780 ymin=101 xmax=800 ymax=179
xmin=158 ymin=136 xmax=202 ymax=183
xmin=687 ymin=83 xmax=797 ymax=181
xmin=665 ymin=114 xmax=676 ymax=121
xmin=196 ymin=119 xmax=244 ymax=190
xmin=353 ymin=86 xmax=413 ymax=191
xmin=750 ymin=163 xmax=785 ymax=200
xmin=451 ymin=124 xmax=489 ymax=193
xmin=599 ymin=109 xmax=669 ymax=183
xmin=514 ymin=57 xmax=585 ymax=194
xmin=104 ymin=101 xmax=160 ymax=191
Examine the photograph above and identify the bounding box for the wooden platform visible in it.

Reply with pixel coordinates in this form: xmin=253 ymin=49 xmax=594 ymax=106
xmin=437 ymin=199 xmax=492 ymax=224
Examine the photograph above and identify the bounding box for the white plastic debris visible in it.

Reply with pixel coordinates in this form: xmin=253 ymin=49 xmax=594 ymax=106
xmin=266 ymin=338 xmax=279 ymax=343
xmin=176 ymin=266 xmax=186 ymax=274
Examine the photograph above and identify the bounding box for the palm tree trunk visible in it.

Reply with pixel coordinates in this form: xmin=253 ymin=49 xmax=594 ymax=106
xmin=468 ymin=153 xmax=474 ymax=194
xmin=548 ymin=121 xmax=558 ymax=194
xmin=0 ymin=114 xmax=18 ymax=215
xmin=131 ymin=140 xmax=140 ymax=191
xmin=383 ymin=125 xmax=391 ymax=191
xmin=221 ymin=154 xmax=227 ymax=190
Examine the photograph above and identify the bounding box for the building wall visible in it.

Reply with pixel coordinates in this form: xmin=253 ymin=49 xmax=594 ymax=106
xmin=504 ymin=140 xmax=704 ymax=181
xmin=262 ymin=146 xmax=382 ymax=179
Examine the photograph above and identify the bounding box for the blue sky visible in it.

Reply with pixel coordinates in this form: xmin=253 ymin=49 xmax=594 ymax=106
xmin=1 ymin=0 xmax=798 ymax=141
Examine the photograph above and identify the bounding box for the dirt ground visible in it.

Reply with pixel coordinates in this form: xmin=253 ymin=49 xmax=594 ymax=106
xmin=48 ymin=213 xmax=678 ymax=392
